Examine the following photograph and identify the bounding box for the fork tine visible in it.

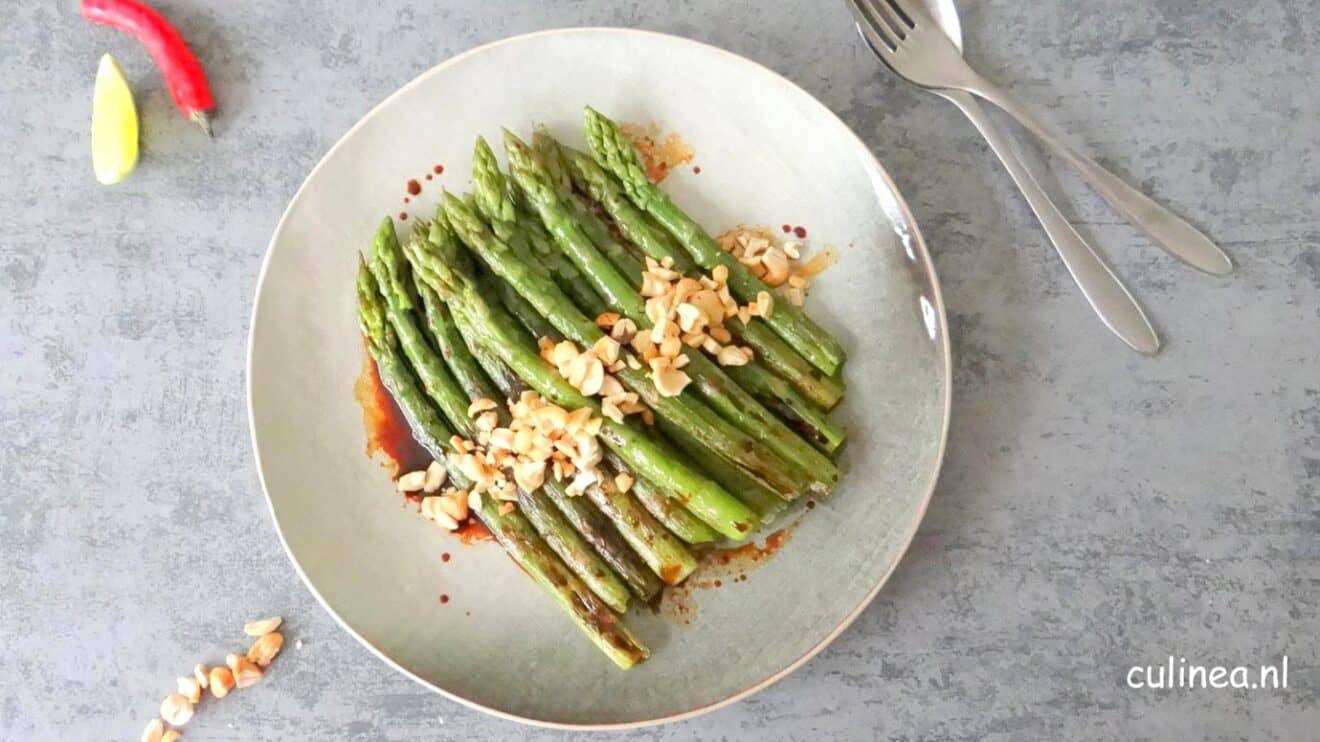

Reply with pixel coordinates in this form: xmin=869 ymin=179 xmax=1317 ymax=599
xmin=884 ymin=0 xmax=926 ymax=28
xmin=872 ymin=0 xmax=912 ymax=35
xmin=855 ymin=0 xmax=908 ymax=47
xmin=847 ymin=0 xmax=901 ymax=53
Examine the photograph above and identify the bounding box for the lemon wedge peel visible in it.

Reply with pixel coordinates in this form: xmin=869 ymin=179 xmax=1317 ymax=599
xmin=91 ymin=53 xmax=139 ymax=185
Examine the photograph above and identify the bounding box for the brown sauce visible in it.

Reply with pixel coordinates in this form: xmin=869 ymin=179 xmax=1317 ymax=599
xmin=655 ymin=519 xmax=801 ymax=624
xmin=455 ymin=520 xmax=494 ymax=545
xmin=353 ymin=341 xmax=427 ymax=477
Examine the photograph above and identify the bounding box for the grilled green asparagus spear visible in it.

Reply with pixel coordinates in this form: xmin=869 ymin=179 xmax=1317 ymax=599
xmin=413 ymin=275 xmax=495 ymax=403
xmin=541 ymin=144 xmax=848 ymax=456
xmin=403 ymin=230 xmax=758 ymax=540
xmin=602 ymin=450 xmax=719 ymax=544
xmin=451 ymin=300 xmax=528 ymax=397
xmin=469 ymin=146 xmax=714 ymax=554
xmin=367 ymin=218 xmax=473 ymax=429
xmin=447 ymin=293 xmax=667 ymax=599
xmin=356 ymin=260 xmax=646 ymax=668
xmin=487 ymin=237 xmax=787 ymax=524
xmin=584 ymin=106 xmax=846 ymax=375
xmin=512 ymin=482 xmax=632 ymax=613
xmin=506 ymin=130 xmax=840 ymax=482
xmin=561 ymin=142 xmax=845 ymax=411
xmin=581 ymin=472 xmax=698 ymax=584
xmin=541 ymin=478 xmax=670 ymax=594
xmin=417 ymin=272 xmax=637 ymax=609
xmin=658 ymin=417 xmax=787 ymax=522
xmin=377 ymin=223 xmax=632 ymax=613
xmin=441 ymin=190 xmax=816 ymax=501
xmin=473 ymin=138 xmax=604 ymax=313
xmin=466 ymin=240 xmax=743 ymax=545
xmin=510 ymin=140 xmax=840 ymax=475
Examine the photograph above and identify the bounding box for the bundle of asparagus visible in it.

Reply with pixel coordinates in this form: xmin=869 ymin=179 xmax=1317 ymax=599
xmin=355 ymin=107 xmax=849 ymax=668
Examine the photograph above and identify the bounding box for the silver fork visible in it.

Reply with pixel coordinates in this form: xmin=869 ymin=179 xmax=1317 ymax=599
xmin=852 ymin=0 xmax=1232 ymax=277
xmin=849 ymin=0 xmax=1158 ymax=353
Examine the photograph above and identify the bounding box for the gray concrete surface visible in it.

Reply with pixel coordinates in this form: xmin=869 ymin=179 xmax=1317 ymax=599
xmin=2 ymin=1 xmax=1317 ymax=739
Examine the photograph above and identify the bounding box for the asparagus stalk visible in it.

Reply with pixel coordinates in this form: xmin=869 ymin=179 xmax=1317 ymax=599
xmin=472 ymin=137 xmax=605 ymax=313
xmin=367 ymin=218 xmax=476 ymax=431
xmin=470 ymin=144 xmax=710 ymax=564
xmin=658 ymin=418 xmax=787 ymax=522
xmin=561 ymin=143 xmax=845 ymax=411
xmin=452 ymin=302 xmax=528 ymax=397
xmin=581 ymin=473 xmax=698 ymax=584
xmin=550 ymin=153 xmax=848 ymax=455
xmin=514 ymin=486 xmax=632 ymax=613
xmin=378 ymin=223 xmax=633 ymax=614
xmin=469 ymin=245 xmax=728 ymax=547
xmin=487 ymin=246 xmax=782 ymax=531
xmin=451 ymin=304 xmax=666 ymax=600
xmin=403 ymin=230 xmax=758 ymax=540
xmin=356 ymin=261 xmax=647 ymax=668
xmin=504 ymin=131 xmax=838 ymax=490
xmin=602 ymin=451 xmax=719 ymax=544
xmin=411 ymin=235 xmax=648 ymax=609
xmin=441 ymin=189 xmax=816 ymax=501
xmin=584 ymin=106 xmax=847 ymax=375
xmin=413 ymin=273 xmax=497 ymax=403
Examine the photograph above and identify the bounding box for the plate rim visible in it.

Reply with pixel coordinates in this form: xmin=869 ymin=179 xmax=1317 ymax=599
xmin=246 ymin=26 xmax=952 ymax=731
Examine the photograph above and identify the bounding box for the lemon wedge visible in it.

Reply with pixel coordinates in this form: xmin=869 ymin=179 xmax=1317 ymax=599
xmin=91 ymin=53 xmax=139 ymax=185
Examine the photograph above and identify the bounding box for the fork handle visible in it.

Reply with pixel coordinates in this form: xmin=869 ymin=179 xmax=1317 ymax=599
xmin=942 ymin=89 xmax=1160 ymax=353
xmin=962 ymin=77 xmax=1232 ymax=276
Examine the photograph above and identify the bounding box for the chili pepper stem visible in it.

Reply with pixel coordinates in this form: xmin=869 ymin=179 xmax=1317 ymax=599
xmin=191 ymin=110 xmax=213 ymax=138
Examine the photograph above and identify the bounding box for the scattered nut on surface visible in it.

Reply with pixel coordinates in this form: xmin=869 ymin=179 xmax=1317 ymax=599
xmin=243 ymin=616 xmax=283 ymax=636
xmin=177 ymin=676 xmax=202 ymax=704
xmin=192 ymin=663 xmax=209 ymax=689
xmin=231 ymin=655 xmax=263 ymax=689
xmin=160 ymin=693 xmax=194 ymax=726
xmin=248 ymin=631 xmax=284 ymax=667
xmin=142 ymin=718 xmax=164 ymax=742
xmin=209 ymin=667 xmax=235 ymax=698
xmin=161 ymin=731 xmax=182 ymax=742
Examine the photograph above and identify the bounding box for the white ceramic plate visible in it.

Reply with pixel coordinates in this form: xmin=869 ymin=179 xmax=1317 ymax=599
xmin=248 ymin=27 xmax=950 ymax=729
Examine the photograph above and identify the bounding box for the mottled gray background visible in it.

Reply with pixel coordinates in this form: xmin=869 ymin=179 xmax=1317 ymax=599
xmin=2 ymin=1 xmax=1317 ymax=740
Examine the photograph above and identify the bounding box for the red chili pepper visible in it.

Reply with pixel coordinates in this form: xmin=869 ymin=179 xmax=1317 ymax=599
xmin=81 ymin=0 xmax=215 ymax=136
